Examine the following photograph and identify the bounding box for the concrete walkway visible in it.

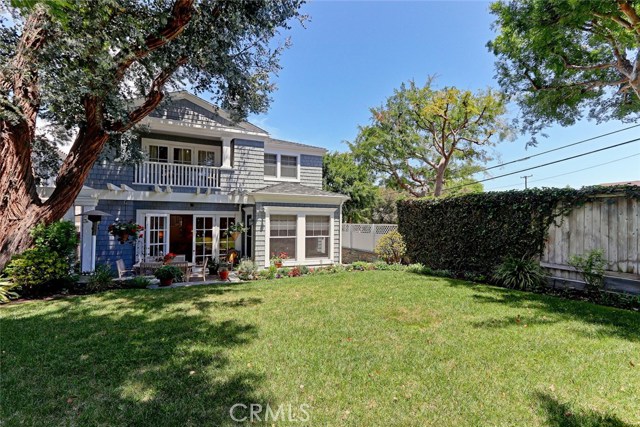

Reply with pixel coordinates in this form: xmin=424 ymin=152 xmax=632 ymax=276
xmin=148 ymin=272 xmax=242 ymax=289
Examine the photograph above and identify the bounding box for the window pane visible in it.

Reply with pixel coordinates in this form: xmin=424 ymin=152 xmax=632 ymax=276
xmin=264 ymin=153 xmax=277 ymax=177
xmin=270 ymin=238 xmax=296 ymax=259
xmin=306 ymin=216 xmax=330 ymax=237
xmin=305 ymin=237 xmax=329 ymax=258
xmin=149 ymin=145 xmax=168 ymax=163
xmin=174 ymin=148 xmax=192 ymax=164
xmin=198 ymin=151 xmax=216 ymax=166
xmin=270 ymin=215 xmax=296 ymax=237
xmin=281 ymin=155 xmax=297 ymax=178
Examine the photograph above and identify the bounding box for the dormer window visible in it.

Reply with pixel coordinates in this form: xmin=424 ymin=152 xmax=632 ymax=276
xmin=264 ymin=152 xmax=300 ymax=181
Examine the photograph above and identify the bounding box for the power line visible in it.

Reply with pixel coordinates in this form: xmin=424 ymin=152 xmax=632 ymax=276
xmin=444 ymin=137 xmax=640 ymax=193
xmin=482 ymin=123 xmax=640 ymax=172
xmin=486 ymin=152 xmax=640 ymax=191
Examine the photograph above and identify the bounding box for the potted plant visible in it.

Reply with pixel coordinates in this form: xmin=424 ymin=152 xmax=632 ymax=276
xmin=270 ymin=252 xmax=289 ymax=268
xmin=208 ymin=257 xmax=220 ymax=275
xmin=154 ymin=265 xmax=183 ymax=286
xmin=226 ymin=222 xmax=248 ymax=241
xmin=108 ymin=220 xmax=144 ymax=244
xmin=218 ymin=267 xmax=230 ymax=281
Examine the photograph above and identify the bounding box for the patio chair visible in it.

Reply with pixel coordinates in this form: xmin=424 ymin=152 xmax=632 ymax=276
xmin=190 ymin=258 xmax=208 ymax=282
xmin=116 ymin=259 xmax=134 ymax=279
xmin=171 ymin=261 xmax=190 ymax=282
xmin=174 ymin=255 xmax=186 ymax=262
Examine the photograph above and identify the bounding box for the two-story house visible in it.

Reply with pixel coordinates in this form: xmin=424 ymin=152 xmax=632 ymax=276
xmin=58 ymin=91 xmax=347 ymax=272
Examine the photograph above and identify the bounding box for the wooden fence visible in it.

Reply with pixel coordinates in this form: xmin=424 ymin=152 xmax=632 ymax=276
xmin=541 ymin=194 xmax=639 ymax=289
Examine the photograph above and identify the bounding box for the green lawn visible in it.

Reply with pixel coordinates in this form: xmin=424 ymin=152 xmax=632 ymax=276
xmin=1 ymin=271 xmax=639 ymax=426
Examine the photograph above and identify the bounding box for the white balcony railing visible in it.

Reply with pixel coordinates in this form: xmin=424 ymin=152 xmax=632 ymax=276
xmin=134 ymin=161 xmax=221 ymax=188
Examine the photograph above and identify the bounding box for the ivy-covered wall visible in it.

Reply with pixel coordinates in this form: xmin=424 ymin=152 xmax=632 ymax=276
xmin=397 ymin=186 xmax=640 ymax=276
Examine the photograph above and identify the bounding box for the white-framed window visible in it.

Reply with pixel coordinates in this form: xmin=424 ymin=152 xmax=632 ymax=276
xmin=173 ymin=147 xmax=192 ymax=165
xmin=305 ymin=215 xmax=330 ymax=258
xmin=264 ymin=152 xmax=300 ymax=181
xmin=269 ymin=215 xmax=297 ymax=259
xmin=142 ymin=138 xmax=222 ymax=167
xmin=264 ymin=153 xmax=278 ymax=177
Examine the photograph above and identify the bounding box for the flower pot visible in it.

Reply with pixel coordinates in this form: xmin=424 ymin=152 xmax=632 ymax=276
xmin=160 ymin=278 xmax=173 ymax=286
xmin=274 ymin=262 xmax=283 ymax=268
xmin=118 ymin=233 xmax=129 ymax=244
xmin=230 ymin=231 xmax=241 ymax=241
xmin=219 ymin=270 xmax=230 ymax=281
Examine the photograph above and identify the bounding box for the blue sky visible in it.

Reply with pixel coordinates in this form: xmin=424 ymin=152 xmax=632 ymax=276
xmin=248 ymin=0 xmax=639 ymax=191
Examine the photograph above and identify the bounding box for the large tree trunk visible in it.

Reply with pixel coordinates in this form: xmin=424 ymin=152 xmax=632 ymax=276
xmin=433 ymin=159 xmax=447 ymax=197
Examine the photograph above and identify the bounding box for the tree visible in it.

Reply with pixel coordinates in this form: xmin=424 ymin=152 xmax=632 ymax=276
xmin=489 ymin=0 xmax=640 ymax=135
xmin=323 ymin=151 xmax=378 ymax=223
xmin=350 ymin=79 xmax=510 ymax=198
xmin=0 ymin=0 xmax=304 ymax=268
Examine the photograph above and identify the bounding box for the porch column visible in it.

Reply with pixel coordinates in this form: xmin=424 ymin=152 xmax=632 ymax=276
xmin=80 ymin=204 xmax=97 ymax=272
xmin=221 ymin=137 xmax=232 ymax=169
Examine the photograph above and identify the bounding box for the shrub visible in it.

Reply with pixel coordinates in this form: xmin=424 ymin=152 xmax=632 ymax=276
xmin=5 ymin=249 xmax=72 ymax=295
xmin=372 ymin=260 xmax=406 ymax=271
xmin=31 ymin=221 xmax=78 ymax=260
xmin=298 ymin=265 xmax=310 ymax=275
xmin=397 ymin=186 xmax=639 ymax=276
xmin=153 ymin=265 xmax=183 ymax=282
xmin=258 ymin=265 xmax=278 ymax=280
xmin=569 ymin=249 xmax=606 ymax=293
xmin=493 ymin=257 xmax=546 ymax=291
xmin=237 ymin=260 xmax=259 ymax=280
xmin=374 ymin=230 xmax=406 ymax=264
xmin=121 ymin=277 xmax=151 ymax=289
xmin=351 ymin=261 xmax=374 ymax=271
xmin=86 ymin=264 xmax=114 ymax=292
xmin=288 ymin=266 xmax=301 ymax=277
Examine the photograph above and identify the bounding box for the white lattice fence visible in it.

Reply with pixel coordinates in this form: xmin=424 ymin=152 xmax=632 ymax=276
xmin=342 ymin=223 xmax=398 ymax=253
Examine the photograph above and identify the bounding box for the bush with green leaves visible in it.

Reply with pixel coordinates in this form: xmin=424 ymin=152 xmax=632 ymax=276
xmin=258 ymin=265 xmax=278 ymax=280
xmin=237 ymin=260 xmax=259 ymax=281
xmin=493 ymin=257 xmax=547 ymax=291
xmin=86 ymin=265 xmax=114 ymax=293
xmin=5 ymin=249 xmax=72 ymax=295
xmin=0 ymin=280 xmax=19 ymax=303
xmin=121 ymin=276 xmax=151 ymax=289
xmin=374 ymin=230 xmax=406 ymax=264
xmin=31 ymin=221 xmax=78 ymax=261
xmin=569 ymin=249 xmax=607 ymax=293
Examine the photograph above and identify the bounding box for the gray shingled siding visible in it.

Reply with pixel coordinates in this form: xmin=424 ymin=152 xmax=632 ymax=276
xmin=93 ymin=200 xmax=239 ymax=271
xmin=300 ymin=154 xmax=323 ymax=189
xmin=253 ymin=202 xmax=341 ymax=267
xmin=86 ymin=161 xmax=135 ymax=189
xmin=219 ymin=139 xmax=265 ymax=192
xmin=150 ymin=98 xmax=238 ymax=129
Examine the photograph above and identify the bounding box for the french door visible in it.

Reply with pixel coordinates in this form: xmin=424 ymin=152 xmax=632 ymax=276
xmin=144 ymin=214 xmax=169 ymax=258
xmin=193 ymin=215 xmax=216 ymax=266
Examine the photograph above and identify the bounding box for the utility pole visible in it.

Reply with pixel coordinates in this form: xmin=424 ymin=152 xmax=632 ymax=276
xmin=521 ymin=175 xmax=533 ymax=189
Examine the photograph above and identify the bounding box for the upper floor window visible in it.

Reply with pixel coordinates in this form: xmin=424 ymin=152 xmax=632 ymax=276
xmin=198 ymin=151 xmax=216 ymax=166
xmin=281 ymin=155 xmax=298 ymax=178
xmin=173 ymin=148 xmax=192 ymax=165
xmin=149 ymin=145 xmax=168 ymax=163
xmin=264 ymin=153 xmax=299 ymax=180
xmin=264 ymin=153 xmax=278 ymax=177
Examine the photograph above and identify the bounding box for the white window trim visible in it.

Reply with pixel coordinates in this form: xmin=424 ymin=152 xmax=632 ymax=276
xmin=263 ymin=207 xmax=336 ymax=267
xmin=263 ymin=151 xmax=300 ymax=182
xmin=142 ymin=137 xmax=224 ymax=167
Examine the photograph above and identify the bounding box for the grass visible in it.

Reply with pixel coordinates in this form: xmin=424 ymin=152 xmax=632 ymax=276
xmin=1 ymin=271 xmax=639 ymax=426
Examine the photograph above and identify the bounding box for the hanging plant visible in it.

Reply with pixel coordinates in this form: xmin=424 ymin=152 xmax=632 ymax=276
xmin=108 ymin=220 xmax=144 ymax=244
xmin=225 ymin=222 xmax=248 ymax=241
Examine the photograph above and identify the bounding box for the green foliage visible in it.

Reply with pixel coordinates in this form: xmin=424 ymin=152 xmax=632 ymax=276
xmin=0 ymin=279 xmax=20 ymax=303
xmin=493 ymin=257 xmax=547 ymax=291
xmin=569 ymin=249 xmax=607 ymax=293
xmin=237 ymin=260 xmax=259 ymax=281
xmin=371 ymin=187 xmax=402 ymax=223
xmin=5 ymin=249 xmax=71 ymax=294
xmin=351 ymin=78 xmax=510 ymax=197
xmin=121 ymin=276 xmax=151 ymax=289
xmin=398 ymin=185 xmax=640 ymax=277
xmin=86 ymin=264 xmax=114 ymax=293
xmin=488 ymin=0 xmax=640 ymax=137
xmin=372 ymin=261 xmax=406 ymax=271
xmin=258 ymin=265 xmax=278 ymax=280
xmin=374 ymin=230 xmax=406 ymax=264
xmin=323 ymin=151 xmax=379 ymax=222
xmin=31 ymin=220 xmax=78 ymax=260
xmin=153 ymin=265 xmax=183 ymax=282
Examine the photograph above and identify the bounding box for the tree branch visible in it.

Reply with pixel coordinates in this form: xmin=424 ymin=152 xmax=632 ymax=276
xmin=113 ymin=0 xmax=196 ymax=81
xmin=617 ymin=1 xmax=640 ymax=36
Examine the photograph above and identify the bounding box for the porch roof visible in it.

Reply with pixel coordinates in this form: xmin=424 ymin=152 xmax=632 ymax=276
xmin=250 ymin=183 xmax=349 ymax=203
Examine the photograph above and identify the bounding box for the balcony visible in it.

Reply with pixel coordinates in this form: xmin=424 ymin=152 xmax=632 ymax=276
xmin=134 ymin=161 xmax=222 ymax=189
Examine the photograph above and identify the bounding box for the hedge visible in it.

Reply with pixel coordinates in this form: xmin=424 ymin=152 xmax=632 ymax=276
xmin=397 ymin=185 xmax=640 ymax=277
